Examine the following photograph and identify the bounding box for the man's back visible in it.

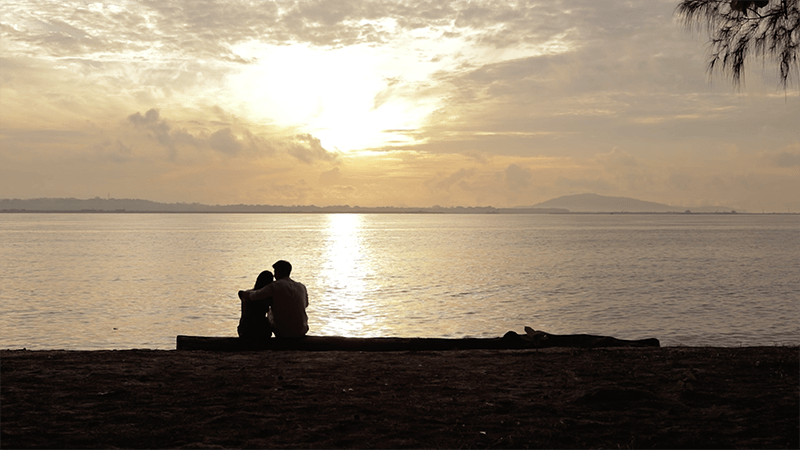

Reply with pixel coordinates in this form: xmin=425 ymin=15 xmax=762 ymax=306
xmin=250 ymin=277 xmax=308 ymax=338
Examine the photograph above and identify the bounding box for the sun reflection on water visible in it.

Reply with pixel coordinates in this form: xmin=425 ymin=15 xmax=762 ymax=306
xmin=316 ymin=214 xmax=377 ymax=336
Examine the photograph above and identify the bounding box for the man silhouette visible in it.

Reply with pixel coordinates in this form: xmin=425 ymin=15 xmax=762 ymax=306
xmin=238 ymin=260 xmax=308 ymax=338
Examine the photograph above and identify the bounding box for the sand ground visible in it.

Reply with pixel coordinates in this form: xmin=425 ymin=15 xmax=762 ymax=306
xmin=1 ymin=346 xmax=798 ymax=449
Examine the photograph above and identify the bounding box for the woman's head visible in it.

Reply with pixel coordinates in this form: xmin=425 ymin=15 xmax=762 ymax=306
xmin=254 ymin=270 xmax=274 ymax=290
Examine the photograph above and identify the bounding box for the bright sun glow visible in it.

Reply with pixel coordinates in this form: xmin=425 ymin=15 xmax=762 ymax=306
xmin=228 ymin=42 xmax=436 ymax=151
xmin=225 ymin=23 xmax=577 ymax=152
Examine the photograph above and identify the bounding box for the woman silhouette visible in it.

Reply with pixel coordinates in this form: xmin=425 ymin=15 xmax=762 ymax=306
xmin=237 ymin=270 xmax=273 ymax=338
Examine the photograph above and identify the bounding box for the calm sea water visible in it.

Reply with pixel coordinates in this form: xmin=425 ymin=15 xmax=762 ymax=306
xmin=0 ymin=213 xmax=797 ymax=349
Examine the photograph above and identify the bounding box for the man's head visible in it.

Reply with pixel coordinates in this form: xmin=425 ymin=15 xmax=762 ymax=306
xmin=272 ymin=260 xmax=292 ymax=279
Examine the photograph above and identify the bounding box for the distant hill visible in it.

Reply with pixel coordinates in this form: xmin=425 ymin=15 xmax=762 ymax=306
xmin=0 ymin=197 xmax=564 ymax=214
xmin=0 ymin=194 xmax=738 ymax=214
xmin=530 ymin=193 xmax=736 ymax=213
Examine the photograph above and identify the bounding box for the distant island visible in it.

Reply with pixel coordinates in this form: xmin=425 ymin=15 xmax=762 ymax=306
xmin=0 ymin=193 xmax=746 ymax=214
xmin=0 ymin=197 xmax=564 ymax=214
xmin=528 ymin=193 xmax=738 ymax=213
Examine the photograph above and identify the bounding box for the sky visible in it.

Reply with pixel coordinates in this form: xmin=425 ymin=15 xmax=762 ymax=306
xmin=1 ymin=0 xmax=798 ymax=212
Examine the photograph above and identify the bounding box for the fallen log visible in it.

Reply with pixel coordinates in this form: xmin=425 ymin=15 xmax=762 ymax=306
xmin=176 ymin=328 xmax=660 ymax=351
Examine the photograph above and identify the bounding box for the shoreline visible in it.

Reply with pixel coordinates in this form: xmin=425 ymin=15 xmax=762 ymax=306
xmin=3 ymin=343 xmax=796 ymax=351
xmin=2 ymin=344 xmax=796 ymax=351
xmin=2 ymin=346 xmax=798 ymax=449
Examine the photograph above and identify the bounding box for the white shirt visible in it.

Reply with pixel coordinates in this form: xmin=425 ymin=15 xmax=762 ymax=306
xmin=247 ymin=277 xmax=309 ymax=338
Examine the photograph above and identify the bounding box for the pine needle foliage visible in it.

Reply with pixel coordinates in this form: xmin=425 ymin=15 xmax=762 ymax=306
xmin=676 ymin=0 xmax=799 ymax=88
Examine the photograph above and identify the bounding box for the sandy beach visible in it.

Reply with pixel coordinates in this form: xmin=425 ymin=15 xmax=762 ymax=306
xmin=1 ymin=346 xmax=797 ymax=449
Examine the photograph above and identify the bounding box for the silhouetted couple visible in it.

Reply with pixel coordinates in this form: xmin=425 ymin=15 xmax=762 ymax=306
xmin=237 ymin=260 xmax=308 ymax=339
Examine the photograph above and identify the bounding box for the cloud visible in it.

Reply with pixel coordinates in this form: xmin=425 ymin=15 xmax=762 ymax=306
xmin=242 ymin=130 xmax=278 ymax=158
xmin=666 ymin=172 xmax=694 ymax=191
xmin=0 ymin=128 xmax=86 ymax=144
xmin=428 ymin=168 xmax=476 ymax=192
xmin=595 ymin=148 xmax=639 ymax=168
xmin=125 ymin=108 xmax=275 ymax=159
xmin=555 ymin=176 xmax=613 ymax=193
xmin=208 ymin=128 xmax=242 ymax=155
xmin=286 ymin=134 xmax=338 ymax=164
xmin=771 ymin=149 xmax=800 ymax=168
xmin=320 ymin=167 xmax=342 ymax=184
xmin=505 ymin=163 xmax=531 ymax=189
xmin=128 ymin=109 xmax=183 ymax=158
xmin=128 ymin=109 xmax=162 ymax=127
xmin=92 ymin=139 xmax=133 ymax=163
xmin=2 ymin=0 xmax=798 ymax=211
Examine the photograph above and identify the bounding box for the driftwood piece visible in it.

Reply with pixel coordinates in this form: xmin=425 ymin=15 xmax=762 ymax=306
xmin=176 ymin=328 xmax=659 ymax=351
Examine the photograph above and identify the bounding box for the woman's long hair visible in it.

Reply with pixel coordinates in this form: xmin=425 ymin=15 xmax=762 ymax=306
xmin=254 ymin=270 xmax=273 ymax=290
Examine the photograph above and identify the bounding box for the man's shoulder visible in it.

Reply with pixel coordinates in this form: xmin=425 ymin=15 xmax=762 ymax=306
xmin=277 ymin=277 xmax=305 ymax=287
xmin=289 ymin=278 xmax=306 ymax=288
